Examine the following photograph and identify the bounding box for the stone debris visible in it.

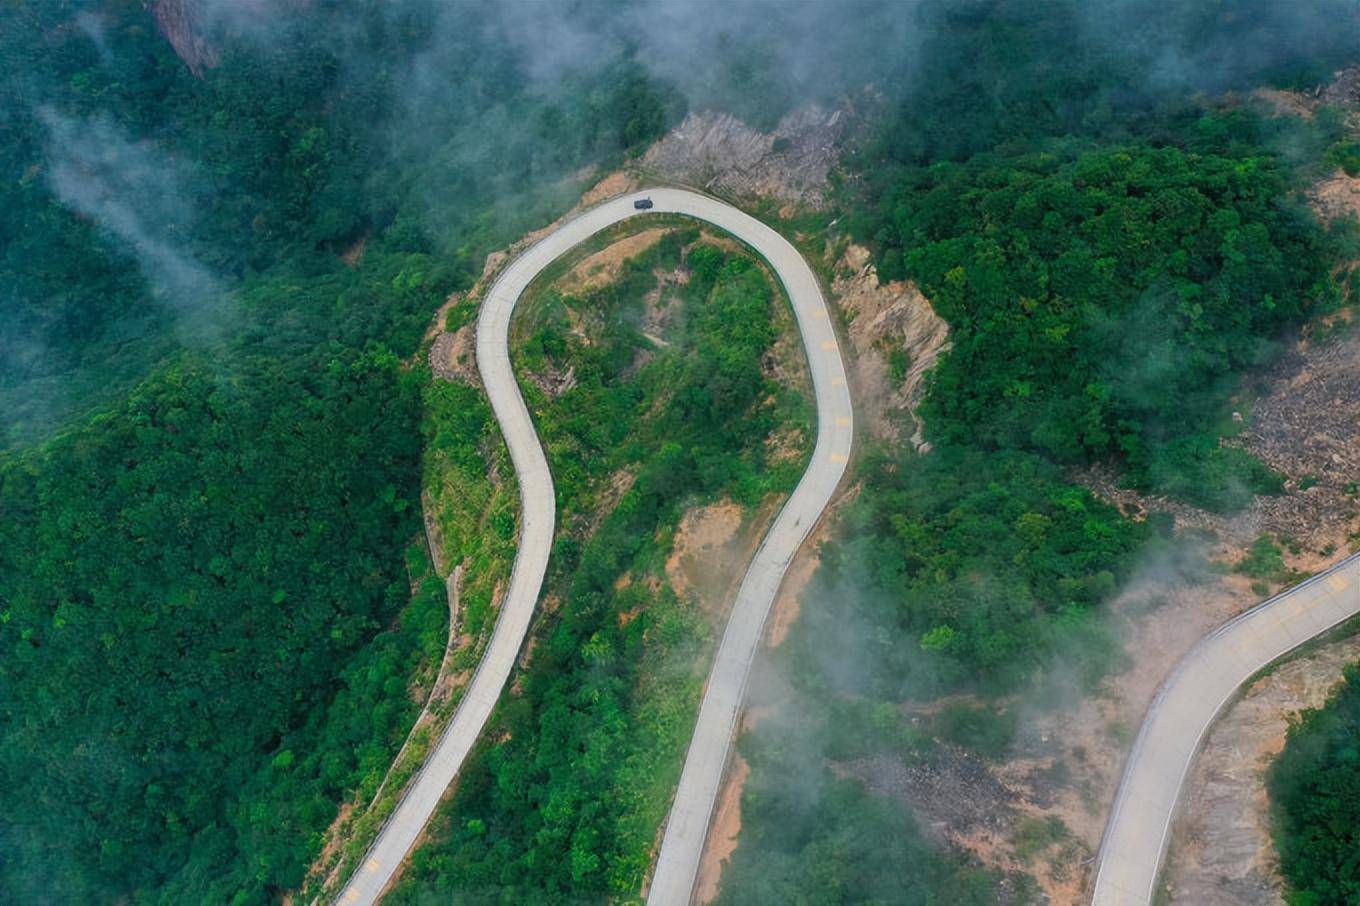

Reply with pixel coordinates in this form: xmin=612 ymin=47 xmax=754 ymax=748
xmin=832 ymin=244 xmax=950 ymax=448
xmin=641 ymin=106 xmax=847 ymax=207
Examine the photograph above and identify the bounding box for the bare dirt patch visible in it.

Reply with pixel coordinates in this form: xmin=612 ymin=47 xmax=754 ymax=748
xmin=832 ymin=243 xmax=950 ymax=447
xmin=340 ymin=233 xmax=369 ymax=268
xmin=1251 ymin=88 xmax=1318 ymax=120
xmin=695 ymin=752 xmax=750 ymax=905
xmin=560 ymin=227 xmax=670 ymax=295
xmin=665 ymin=499 xmax=745 ymax=617
xmin=428 ymin=321 xmax=476 ymax=384
xmin=1313 ymin=170 xmax=1360 ymax=224
xmin=1163 ymin=636 xmax=1360 ymax=905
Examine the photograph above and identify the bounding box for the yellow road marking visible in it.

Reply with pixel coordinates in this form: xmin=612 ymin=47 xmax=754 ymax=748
xmin=821 ymin=340 xmax=837 ymax=350
xmin=830 ymin=453 xmax=848 ymax=463
xmin=1328 ymin=573 xmax=1350 ymax=593
xmin=366 ymin=859 xmax=381 ymax=872
xmin=835 ymin=416 xmax=851 ymax=427
xmin=831 ymin=377 xmax=845 ymax=387
xmin=343 ymin=892 xmax=359 ymax=902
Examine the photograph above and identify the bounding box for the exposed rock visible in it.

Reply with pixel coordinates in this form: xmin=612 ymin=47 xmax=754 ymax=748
xmin=841 ymin=748 xmax=1017 ymax=841
xmin=832 ymin=243 xmax=950 ymax=447
xmin=524 ymin=363 xmax=576 ymax=398
xmin=153 ymin=0 xmax=312 ymax=77
xmin=153 ymin=0 xmax=219 ymax=76
xmin=1076 ymin=321 xmax=1360 ymax=558
xmin=428 ymin=322 xmax=476 ymax=384
xmin=1319 ymin=66 xmax=1360 ymax=108
xmin=641 ymin=106 xmax=847 ymax=208
xmin=838 ymin=749 xmax=1056 ymax=904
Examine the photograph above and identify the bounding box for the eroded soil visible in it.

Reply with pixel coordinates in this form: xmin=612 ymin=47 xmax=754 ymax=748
xmin=1163 ymin=636 xmax=1360 ymax=905
xmin=832 ymin=243 xmax=951 ymax=446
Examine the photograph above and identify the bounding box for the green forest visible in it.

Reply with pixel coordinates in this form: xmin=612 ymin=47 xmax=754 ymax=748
xmin=5 ymin=0 xmax=1360 ymax=902
xmin=386 ymin=232 xmax=810 ymax=902
xmin=0 ymin=2 xmax=678 ymax=902
xmin=720 ymin=0 xmax=1360 ymax=899
xmin=1269 ymin=665 xmax=1360 ymax=905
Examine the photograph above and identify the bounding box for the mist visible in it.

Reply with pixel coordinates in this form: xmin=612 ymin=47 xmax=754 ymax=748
xmin=39 ymin=108 xmax=229 ymax=343
xmin=4 ymin=0 xmax=1360 ymax=901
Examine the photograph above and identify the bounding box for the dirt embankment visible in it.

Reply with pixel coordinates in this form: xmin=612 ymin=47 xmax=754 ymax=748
xmin=833 ymin=243 xmax=950 ymax=447
xmin=1162 ymin=637 xmax=1360 ymax=905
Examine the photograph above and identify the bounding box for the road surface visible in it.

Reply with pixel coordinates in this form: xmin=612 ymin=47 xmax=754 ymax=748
xmin=336 ymin=188 xmax=853 ymax=905
xmin=1091 ymin=551 xmax=1360 ymax=905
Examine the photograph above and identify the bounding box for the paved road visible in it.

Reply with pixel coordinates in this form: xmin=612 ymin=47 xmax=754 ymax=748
xmin=336 ymin=188 xmax=852 ymax=905
xmin=1091 ymin=551 xmax=1360 ymax=905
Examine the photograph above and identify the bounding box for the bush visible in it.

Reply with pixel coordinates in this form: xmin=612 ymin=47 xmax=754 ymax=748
xmin=1268 ymin=665 xmax=1360 ymax=905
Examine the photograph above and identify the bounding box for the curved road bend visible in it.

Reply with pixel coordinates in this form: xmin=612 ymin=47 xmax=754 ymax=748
xmin=1091 ymin=550 xmax=1360 ymax=906
xmin=336 ymin=188 xmax=854 ymax=905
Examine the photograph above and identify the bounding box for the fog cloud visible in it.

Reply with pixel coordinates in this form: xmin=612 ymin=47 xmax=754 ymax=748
xmin=39 ymin=108 xmax=229 ymax=343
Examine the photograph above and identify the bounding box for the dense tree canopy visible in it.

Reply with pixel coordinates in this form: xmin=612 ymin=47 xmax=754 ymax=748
xmin=1269 ymin=665 xmax=1360 ymax=906
xmin=0 ymin=1 xmax=681 ymax=901
xmin=0 ymin=0 xmax=680 ymax=445
xmin=868 ymin=135 xmax=1337 ymax=508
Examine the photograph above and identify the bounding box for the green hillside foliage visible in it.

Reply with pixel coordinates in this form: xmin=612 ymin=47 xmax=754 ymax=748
xmin=0 ymin=1 xmax=679 ymax=901
xmin=0 ymin=338 xmax=425 ymax=900
xmin=0 ymin=0 xmax=680 ymax=445
xmin=387 ymin=240 xmax=810 ymax=901
xmin=727 ymin=0 xmax=1357 ymax=897
xmin=1269 ymin=665 xmax=1360 ymax=906
xmin=788 ymin=446 xmax=1146 ymax=696
xmin=869 ymin=136 xmax=1336 ymax=508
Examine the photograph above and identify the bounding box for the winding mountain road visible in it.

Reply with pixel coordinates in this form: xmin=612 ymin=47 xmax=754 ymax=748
xmin=1092 ymin=551 xmax=1360 ymax=905
xmin=336 ymin=188 xmax=852 ymax=905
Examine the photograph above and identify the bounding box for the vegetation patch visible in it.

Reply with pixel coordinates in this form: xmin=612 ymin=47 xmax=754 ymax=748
xmin=387 ymin=230 xmax=811 ymax=900
xmin=1268 ymin=664 xmax=1360 ymax=905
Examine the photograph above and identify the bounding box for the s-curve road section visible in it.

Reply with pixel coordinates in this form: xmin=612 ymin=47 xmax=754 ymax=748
xmin=336 ymin=188 xmax=853 ymax=905
xmin=1091 ymin=550 xmax=1360 ymax=906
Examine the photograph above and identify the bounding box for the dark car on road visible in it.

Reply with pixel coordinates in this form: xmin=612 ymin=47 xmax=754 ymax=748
xmin=634 ymin=198 xmax=653 ymax=210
